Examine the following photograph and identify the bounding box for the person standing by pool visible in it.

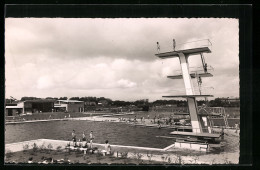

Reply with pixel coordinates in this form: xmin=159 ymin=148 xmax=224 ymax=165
xmin=89 ymin=131 xmax=94 ymax=149
xmin=235 ymin=123 xmax=239 ymax=133
xmin=82 ymin=131 xmax=87 ymax=147
xmin=82 ymin=131 xmax=86 ymax=141
xmin=72 ymin=130 xmax=76 ymax=146
xmin=221 ymin=127 xmax=225 ymax=139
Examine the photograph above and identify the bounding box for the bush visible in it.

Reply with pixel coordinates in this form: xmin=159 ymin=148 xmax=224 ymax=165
xmin=23 ymin=144 xmax=29 ymax=152
xmin=5 ymin=149 xmax=13 ymax=159
xmin=47 ymin=143 xmax=53 ymax=154
xmin=31 ymin=143 xmax=38 ymax=152
xmin=223 ymin=157 xmax=231 ymax=164
xmin=147 ymin=152 xmax=153 ymax=162
xmin=39 ymin=143 xmax=46 ymax=153
xmin=174 ymin=155 xmax=184 ymax=164
xmin=120 ymin=152 xmax=128 ymax=159
xmin=192 ymin=156 xmax=199 ymax=164
xmin=132 ymin=152 xmax=143 ymax=164
xmin=56 ymin=146 xmax=62 ymax=152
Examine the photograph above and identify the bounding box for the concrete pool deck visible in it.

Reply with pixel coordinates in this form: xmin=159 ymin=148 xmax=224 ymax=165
xmin=68 ymin=116 xmax=193 ymax=130
xmin=5 ymin=139 xmax=172 ymax=153
xmin=5 ymin=119 xmax=68 ymax=125
xmin=5 ymin=138 xmax=239 ymax=164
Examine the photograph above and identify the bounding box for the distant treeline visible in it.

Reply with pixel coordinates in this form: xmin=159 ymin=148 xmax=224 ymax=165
xmin=6 ymin=96 xmax=239 ymax=107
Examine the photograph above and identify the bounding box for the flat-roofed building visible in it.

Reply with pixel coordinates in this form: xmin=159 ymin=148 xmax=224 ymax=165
xmin=54 ymin=100 xmax=84 ymax=112
xmin=5 ymin=99 xmax=55 ymax=116
xmin=5 ymin=101 xmax=24 ymax=116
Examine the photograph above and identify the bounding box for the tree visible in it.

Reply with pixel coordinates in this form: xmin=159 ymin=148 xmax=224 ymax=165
xmin=59 ymin=97 xmax=68 ymax=100
xmin=46 ymin=97 xmax=58 ymax=100
xmin=70 ymin=97 xmax=80 ymax=100
xmin=21 ymin=97 xmax=40 ymax=101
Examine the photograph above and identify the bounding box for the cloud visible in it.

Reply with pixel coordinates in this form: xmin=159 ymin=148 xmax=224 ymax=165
xmin=5 ymin=18 xmax=239 ymax=101
xmin=37 ymin=76 xmax=54 ymax=89
xmin=116 ymin=79 xmax=137 ymax=88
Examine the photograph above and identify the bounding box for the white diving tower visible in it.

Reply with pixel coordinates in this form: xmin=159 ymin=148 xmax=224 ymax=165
xmin=155 ymin=39 xmax=217 ymax=136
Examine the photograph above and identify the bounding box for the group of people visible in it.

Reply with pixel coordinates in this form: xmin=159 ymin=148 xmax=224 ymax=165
xmin=71 ymin=130 xmax=111 ymax=155
xmin=71 ymin=130 xmax=94 ymax=149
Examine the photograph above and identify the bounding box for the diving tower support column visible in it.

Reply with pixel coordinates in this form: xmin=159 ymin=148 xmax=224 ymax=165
xmin=178 ymin=53 xmax=202 ymax=133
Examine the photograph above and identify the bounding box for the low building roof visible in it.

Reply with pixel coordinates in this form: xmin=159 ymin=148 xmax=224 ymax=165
xmin=57 ymin=100 xmax=83 ymax=103
xmin=6 ymin=106 xmax=23 ymax=109
xmin=24 ymin=99 xmax=56 ymax=103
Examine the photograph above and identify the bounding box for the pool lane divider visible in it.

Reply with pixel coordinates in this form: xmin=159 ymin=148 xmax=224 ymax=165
xmin=5 ymin=139 xmax=175 ymax=153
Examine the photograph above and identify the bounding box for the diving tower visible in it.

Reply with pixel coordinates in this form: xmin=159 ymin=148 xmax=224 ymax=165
xmin=155 ymin=39 xmax=215 ymax=135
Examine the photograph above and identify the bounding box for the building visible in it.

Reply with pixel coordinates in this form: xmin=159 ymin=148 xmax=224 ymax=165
xmin=5 ymin=99 xmax=55 ymax=116
xmin=97 ymin=99 xmax=109 ymax=106
xmin=5 ymin=102 xmax=24 ymax=116
xmin=54 ymin=100 xmax=84 ymax=112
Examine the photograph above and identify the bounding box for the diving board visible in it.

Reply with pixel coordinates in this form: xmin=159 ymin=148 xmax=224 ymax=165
xmin=167 ymin=72 xmax=213 ymax=79
xmin=155 ymin=47 xmax=211 ymax=59
xmin=162 ymin=95 xmax=213 ymax=98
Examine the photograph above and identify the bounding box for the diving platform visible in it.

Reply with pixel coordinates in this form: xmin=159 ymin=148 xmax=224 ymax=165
xmin=170 ymin=131 xmax=220 ymax=138
xmin=162 ymin=95 xmax=213 ymax=98
xmin=167 ymin=72 xmax=213 ymax=79
xmin=174 ymin=112 xmax=190 ymax=115
xmin=155 ymin=47 xmax=211 ymax=59
xmin=198 ymin=112 xmax=222 ymax=116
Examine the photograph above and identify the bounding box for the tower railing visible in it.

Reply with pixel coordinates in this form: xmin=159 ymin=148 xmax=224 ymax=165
xmin=170 ymin=66 xmax=214 ymax=76
xmin=168 ymin=87 xmax=214 ymax=96
xmin=157 ymin=39 xmax=212 ymax=54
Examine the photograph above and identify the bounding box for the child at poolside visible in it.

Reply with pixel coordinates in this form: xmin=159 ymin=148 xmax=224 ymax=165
xmin=105 ymin=140 xmax=111 ymax=154
xmin=101 ymin=140 xmax=111 ymax=156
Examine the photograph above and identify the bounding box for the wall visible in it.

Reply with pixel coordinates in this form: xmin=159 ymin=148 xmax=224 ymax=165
xmin=67 ymin=103 xmax=84 ymax=112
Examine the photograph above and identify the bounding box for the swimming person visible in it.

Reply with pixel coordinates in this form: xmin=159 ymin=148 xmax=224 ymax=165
xmin=72 ymin=130 xmax=76 ymax=146
xmin=89 ymin=131 xmax=94 ymax=149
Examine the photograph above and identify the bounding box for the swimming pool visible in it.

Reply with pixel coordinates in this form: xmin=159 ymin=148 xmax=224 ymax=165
xmin=5 ymin=120 xmax=174 ymax=148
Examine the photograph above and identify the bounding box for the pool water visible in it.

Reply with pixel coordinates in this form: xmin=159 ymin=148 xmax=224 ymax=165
xmin=5 ymin=120 xmax=174 ymax=148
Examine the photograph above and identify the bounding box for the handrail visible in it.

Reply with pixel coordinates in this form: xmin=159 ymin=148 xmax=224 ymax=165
xmin=170 ymin=66 xmax=214 ymax=76
xmin=176 ymin=127 xmax=221 ymax=134
xmin=157 ymin=39 xmax=212 ymax=53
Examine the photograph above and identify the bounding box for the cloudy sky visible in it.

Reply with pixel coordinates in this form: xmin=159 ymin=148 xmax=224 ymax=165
xmin=5 ymin=18 xmax=239 ymax=101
